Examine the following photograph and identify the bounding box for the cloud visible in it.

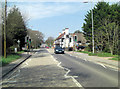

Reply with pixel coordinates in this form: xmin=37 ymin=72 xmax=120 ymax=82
xmin=1 ymin=0 xmax=119 ymax=2
xmin=14 ymin=3 xmax=88 ymax=20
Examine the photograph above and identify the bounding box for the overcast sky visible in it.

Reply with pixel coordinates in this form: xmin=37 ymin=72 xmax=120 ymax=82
xmin=1 ymin=0 xmax=119 ymax=40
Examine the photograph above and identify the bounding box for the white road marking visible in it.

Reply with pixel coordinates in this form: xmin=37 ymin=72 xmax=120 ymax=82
xmin=7 ymin=74 xmax=19 ymax=80
xmin=21 ymin=62 xmax=28 ymax=68
xmin=50 ymin=54 xmax=82 ymax=87
xmin=35 ymin=52 xmax=38 ymax=54
xmin=28 ymin=58 xmax=31 ymax=62
xmin=3 ymin=80 xmax=17 ymax=84
xmin=51 ymin=55 xmax=58 ymax=63
xmin=83 ymin=58 xmax=87 ymax=61
xmin=73 ymin=76 xmax=78 ymax=78
xmin=25 ymin=62 xmax=28 ymax=65
xmin=1 ymin=69 xmax=20 ymax=85
xmin=64 ymin=67 xmax=82 ymax=87
xmin=0 ymin=80 xmax=17 ymax=85
xmin=75 ymin=56 xmax=78 ymax=58
xmin=57 ymin=62 xmax=64 ymax=69
xmin=99 ymin=63 xmax=118 ymax=70
xmin=21 ymin=65 xmax=27 ymax=68
xmin=18 ymin=69 xmax=20 ymax=73
xmin=97 ymin=63 xmax=106 ymax=69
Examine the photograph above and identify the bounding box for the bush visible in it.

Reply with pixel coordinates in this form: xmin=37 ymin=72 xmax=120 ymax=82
xmin=7 ymin=45 xmax=17 ymax=53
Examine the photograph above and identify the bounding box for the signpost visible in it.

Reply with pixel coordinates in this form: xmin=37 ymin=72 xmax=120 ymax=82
xmin=17 ymin=40 xmax=20 ymax=51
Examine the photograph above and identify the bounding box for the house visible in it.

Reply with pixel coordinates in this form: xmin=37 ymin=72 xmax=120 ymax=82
xmin=54 ymin=28 xmax=87 ymax=51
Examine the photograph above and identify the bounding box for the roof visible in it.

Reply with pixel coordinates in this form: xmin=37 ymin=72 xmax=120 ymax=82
xmin=69 ymin=33 xmax=86 ymax=43
xmin=74 ymin=33 xmax=86 ymax=43
xmin=55 ymin=32 xmax=65 ymax=41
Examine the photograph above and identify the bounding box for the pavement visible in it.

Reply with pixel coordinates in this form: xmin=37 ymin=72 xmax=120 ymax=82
xmin=0 ymin=52 xmax=32 ymax=79
xmin=65 ymin=51 xmax=119 ymax=70
xmin=2 ymin=48 xmax=80 ymax=87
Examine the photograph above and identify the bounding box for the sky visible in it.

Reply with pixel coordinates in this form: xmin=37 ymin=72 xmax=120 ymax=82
xmin=1 ymin=0 xmax=119 ymax=40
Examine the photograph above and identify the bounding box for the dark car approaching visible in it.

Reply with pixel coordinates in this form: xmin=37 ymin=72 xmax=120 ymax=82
xmin=54 ymin=47 xmax=64 ymax=54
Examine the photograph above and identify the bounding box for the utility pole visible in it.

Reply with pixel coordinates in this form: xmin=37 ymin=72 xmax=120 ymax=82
xmin=91 ymin=1 xmax=94 ymax=53
xmin=4 ymin=0 xmax=7 ymax=58
xmin=83 ymin=1 xmax=94 ymax=53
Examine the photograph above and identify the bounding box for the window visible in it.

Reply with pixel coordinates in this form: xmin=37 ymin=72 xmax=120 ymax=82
xmin=69 ymin=38 xmax=71 ymax=42
xmin=74 ymin=36 xmax=77 ymax=41
xmin=66 ymin=35 xmax=69 ymax=38
xmin=62 ymin=38 xmax=64 ymax=42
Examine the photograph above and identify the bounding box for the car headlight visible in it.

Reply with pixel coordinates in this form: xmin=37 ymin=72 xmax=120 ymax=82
xmin=56 ymin=49 xmax=58 ymax=51
xmin=62 ymin=49 xmax=64 ymax=51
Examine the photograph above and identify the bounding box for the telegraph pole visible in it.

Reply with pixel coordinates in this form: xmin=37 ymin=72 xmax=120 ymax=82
xmin=91 ymin=1 xmax=94 ymax=53
xmin=4 ymin=0 xmax=7 ymax=58
xmin=83 ymin=1 xmax=94 ymax=53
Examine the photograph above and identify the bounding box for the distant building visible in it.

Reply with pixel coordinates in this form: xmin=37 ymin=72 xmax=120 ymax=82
xmin=54 ymin=28 xmax=88 ymax=51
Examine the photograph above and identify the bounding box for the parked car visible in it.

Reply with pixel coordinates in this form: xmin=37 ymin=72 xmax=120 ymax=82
xmin=46 ymin=46 xmax=49 ymax=49
xmin=54 ymin=47 xmax=64 ymax=54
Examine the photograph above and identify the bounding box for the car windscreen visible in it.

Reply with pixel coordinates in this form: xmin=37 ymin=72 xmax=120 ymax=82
xmin=55 ymin=47 xmax=62 ymax=49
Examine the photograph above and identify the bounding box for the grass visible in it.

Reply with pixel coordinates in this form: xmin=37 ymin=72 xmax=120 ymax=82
xmin=109 ymin=56 xmax=120 ymax=61
xmin=88 ymin=52 xmax=117 ymax=57
xmin=17 ymin=51 xmax=24 ymax=54
xmin=0 ymin=54 xmax=21 ymax=67
xmin=77 ymin=50 xmax=119 ymax=61
xmin=77 ymin=51 xmax=91 ymax=54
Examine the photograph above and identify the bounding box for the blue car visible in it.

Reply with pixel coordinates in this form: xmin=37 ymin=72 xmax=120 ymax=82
xmin=54 ymin=47 xmax=64 ymax=54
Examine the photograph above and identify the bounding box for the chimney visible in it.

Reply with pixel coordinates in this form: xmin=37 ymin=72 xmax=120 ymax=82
xmin=62 ymin=29 xmax=65 ymax=33
xmin=59 ymin=32 xmax=61 ymax=35
xmin=65 ymin=28 xmax=69 ymax=34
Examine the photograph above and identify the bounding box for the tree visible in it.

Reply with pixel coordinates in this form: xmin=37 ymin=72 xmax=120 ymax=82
xmin=74 ymin=30 xmax=82 ymax=33
xmin=27 ymin=29 xmax=44 ymax=48
xmin=45 ymin=37 xmax=54 ymax=47
xmin=6 ymin=6 xmax=27 ymax=51
xmin=0 ymin=3 xmax=2 ymax=49
xmin=83 ymin=2 xmax=110 ymax=42
xmin=82 ymin=2 xmax=120 ymax=54
xmin=100 ymin=19 xmax=119 ymax=55
xmin=1 ymin=2 xmax=6 ymax=56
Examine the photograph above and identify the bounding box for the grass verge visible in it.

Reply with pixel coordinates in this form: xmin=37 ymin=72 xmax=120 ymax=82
xmin=77 ymin=51 xmax=91 ymax=54
xmin=109 ymin=56 xmax=120 ymax=61
xmin=77 ymin=51 xmax=119 ymax=61
xmin=0 ymin=54 xmax=21 ymax=67
xmin=88 ymin=52 xmax=117 ymax=57
xmin=17 ymin=51 xmax=24 ymax=54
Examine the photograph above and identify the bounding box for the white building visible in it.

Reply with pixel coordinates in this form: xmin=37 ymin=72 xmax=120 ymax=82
xmin=54 ymin=28 xmax=87 ymax=51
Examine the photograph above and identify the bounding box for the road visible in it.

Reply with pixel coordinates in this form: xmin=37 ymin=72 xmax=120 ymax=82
xmin=2 ymin=48 xmax=118 ymax=88
xmin=2 ymin=48 xmax=78 ymax=87
xmin=48 ymin=49 xmax=118 ymax=88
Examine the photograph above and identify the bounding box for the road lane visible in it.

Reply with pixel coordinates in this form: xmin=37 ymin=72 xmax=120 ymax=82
xmin=51 ymin=53 xmax=118 ymax=87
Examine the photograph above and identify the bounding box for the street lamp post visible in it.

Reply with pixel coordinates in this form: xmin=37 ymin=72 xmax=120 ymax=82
xmin=84 ymin=1 xmax=94 ymax=53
